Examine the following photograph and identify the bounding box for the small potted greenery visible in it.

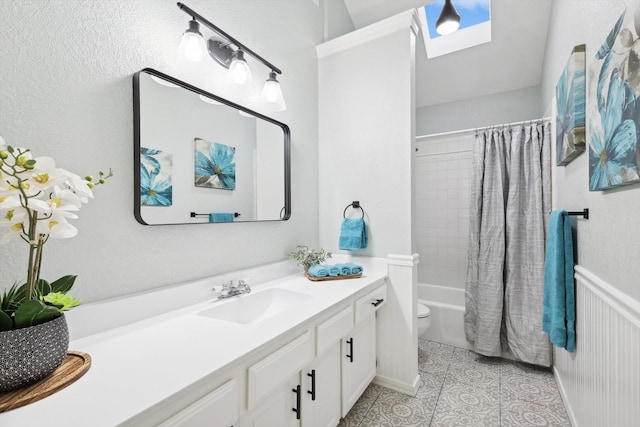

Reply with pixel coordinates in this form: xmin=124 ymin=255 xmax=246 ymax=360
xmin=286 ymin=245 xmax=332 ymax=275
xmin=0 ymin=137 xmax=111 ymax=392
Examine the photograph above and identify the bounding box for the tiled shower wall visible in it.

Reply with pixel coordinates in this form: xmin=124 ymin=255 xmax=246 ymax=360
xmin=414 ymin=133 xmax=474 ymax=288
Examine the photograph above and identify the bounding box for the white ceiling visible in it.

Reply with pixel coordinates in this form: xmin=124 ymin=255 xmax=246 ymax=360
xmin=343 ymin=0 xmax=552 ymax=109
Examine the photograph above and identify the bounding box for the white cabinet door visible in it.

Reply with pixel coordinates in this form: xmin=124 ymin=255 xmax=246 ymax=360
xmin=341 ymin=315 xmax=376 ymax=417
xmin=243 ymin=372 xmax=301 ymax=427
xmin=158 ymin=379 xmax=238 ymax=427
xmin=302 ymin=341 xmax=341 ymax=427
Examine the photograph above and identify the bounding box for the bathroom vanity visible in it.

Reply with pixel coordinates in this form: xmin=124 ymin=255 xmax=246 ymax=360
xmin=0 ymin=261 xmax=388 ymax=427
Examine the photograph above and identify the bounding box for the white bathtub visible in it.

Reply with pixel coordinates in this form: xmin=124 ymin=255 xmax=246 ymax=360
xmin=418 ymin=283 xmax=472 ymax=350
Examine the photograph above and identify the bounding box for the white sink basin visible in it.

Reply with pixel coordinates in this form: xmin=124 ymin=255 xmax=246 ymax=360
xmin=198 ymin=288 xmax=312 ymax=325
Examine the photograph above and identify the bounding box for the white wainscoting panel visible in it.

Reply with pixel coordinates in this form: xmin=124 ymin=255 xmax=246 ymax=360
xmin=554 ymin=266 xmax=640 ymax=427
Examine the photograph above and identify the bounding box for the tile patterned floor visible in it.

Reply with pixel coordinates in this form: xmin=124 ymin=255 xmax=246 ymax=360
xmin=338 ymin=340 xmax=571 ymax=427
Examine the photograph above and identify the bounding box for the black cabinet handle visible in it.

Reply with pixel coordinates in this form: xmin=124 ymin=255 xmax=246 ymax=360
xmin=292 ymin=385 xmax=301 ymax=420
xmin=346 ymin=338 xmax=354 ymax=363
xmin=371 ymin=298 xmax=384 ymax=307
xmin=307 ymin=369 xmax=316 ymax=401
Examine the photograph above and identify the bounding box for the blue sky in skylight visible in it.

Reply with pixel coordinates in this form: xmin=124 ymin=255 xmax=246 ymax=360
xmin=424 ymin=0 xmax=491 ymax=39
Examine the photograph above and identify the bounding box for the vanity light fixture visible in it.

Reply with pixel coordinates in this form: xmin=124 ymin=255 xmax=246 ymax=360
xmin=177 ymin=2 xmax=287 ymax=112
xmin=436 ymin=0 xmax=461 ymax=36
xmin=177 ymin=19 xmax=206 ymax=62
xmin=261 ymin=71 xmax=286 ymax=112
xmin=228 ymin=49 xmax=253 ymax=86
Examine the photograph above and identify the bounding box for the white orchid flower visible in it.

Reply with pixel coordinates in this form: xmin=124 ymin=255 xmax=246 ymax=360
xmin=63 ymin=171 xmax=94 ymax=203
xmin=25 ymin=156 xmax=70 ymax=196
xmin=35 ymin=210 xmax=78 ymax=239
xmin=0 ymin=138 xmax=111 ymax=323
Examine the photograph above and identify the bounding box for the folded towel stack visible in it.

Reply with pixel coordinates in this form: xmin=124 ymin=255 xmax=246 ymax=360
xmin=209 ymin=213 xmax=235 ymax=223
xmin=307 ymin=262 xmax=364 ymax=278
xmin=339 ymin=218 xmax=368 ymax=250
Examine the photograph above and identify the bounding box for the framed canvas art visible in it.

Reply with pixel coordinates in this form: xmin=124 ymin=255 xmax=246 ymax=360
xmin=140 ymin=147 xmax=173 ymax=206
xmin=556 ymin=44 xmax=586 ymax=166
xmin=194 ymin=138 xmax=236 ymax=190
xmin=588 ymin=8 xmax=640 ymax=190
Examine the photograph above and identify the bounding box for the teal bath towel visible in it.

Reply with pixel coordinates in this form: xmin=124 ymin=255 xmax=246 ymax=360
xmin=339 ymin=218 xmax=368 ymax=250
xmin=542 ymin=210 xmax=576 ymax=352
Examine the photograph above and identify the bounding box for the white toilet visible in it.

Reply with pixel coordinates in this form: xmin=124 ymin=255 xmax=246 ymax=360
xmin=417 ymin=302 xmax=431 ymax=337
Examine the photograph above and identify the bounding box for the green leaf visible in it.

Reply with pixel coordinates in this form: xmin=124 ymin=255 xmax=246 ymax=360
xmin=35 ymin=279 xmax=51 ymax=299
xmin=14 ymin=300 xmax=62 ymax=328
xmin=0 ymin=311 xmax=12 ymax=331
xmin=49 ymin=275 xmax=77 ymax=294
xmin=0 ymin=283 xmax=26 ymax=314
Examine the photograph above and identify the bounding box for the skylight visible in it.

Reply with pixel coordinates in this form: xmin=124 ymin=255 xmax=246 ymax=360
xmin=418 ymin=0 xmax=492 ymax=59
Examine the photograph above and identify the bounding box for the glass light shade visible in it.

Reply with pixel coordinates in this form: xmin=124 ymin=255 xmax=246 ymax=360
xmin=436 ymin=19 xmax=460 ymax=35
xmin=228 ymin=50 xmax=253 ymax=86
xmin=178 ymin=20 xmax=206 ymax=62
xmin=436 ymin=0 xmax=461 ymax=35
xmin=260 ymin=72 xmax=286 ymax=112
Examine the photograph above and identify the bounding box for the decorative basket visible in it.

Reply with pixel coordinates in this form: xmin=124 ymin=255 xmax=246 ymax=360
xmin=0 ymin=314 xmax=69 ymax=392
xmin=305 ymin=273 xmax=363 ymax=282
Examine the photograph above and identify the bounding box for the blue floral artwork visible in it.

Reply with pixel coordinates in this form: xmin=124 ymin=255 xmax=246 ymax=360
xmin=194 ymin=138 xmax=236 ymax=190
xmin=588 ymin=7 xmax=640 ymax=190
xmin=140 ymin=147 xmax=173 ymax=206
xmin=556 ymin=44 xmax=586 ymax=166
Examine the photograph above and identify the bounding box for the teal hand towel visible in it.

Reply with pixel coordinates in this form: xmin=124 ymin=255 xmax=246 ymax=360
xmin=342 ymin=262 xmax=363 ymax=275
xmin=328 ymin=265 xmax=340 ymax=277
xmin=337 ymin=264 xmax=351 ymax=275
xmin=542 ymin=210 xmax=576 ymax=352
xmin=339 ymin=218 xmax=368 ymax=250
xmin=308 ymin=264 xmax=328 ymax=277
xmin=209 ymin=213 xmax=234 ymax=223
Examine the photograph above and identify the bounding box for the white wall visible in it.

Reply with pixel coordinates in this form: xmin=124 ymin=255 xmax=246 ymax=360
xmin=317 ymin=11 xmax=420 ymax=395
xmin=0 ymin=0 xmax=333 ymax=303
xmin=416 ymin=85 xmax=542 ymax=136
xmin=317 ymin=12 xmax=417 ymax=257
xmin=540 ymin=0 xmax=640 ymax=301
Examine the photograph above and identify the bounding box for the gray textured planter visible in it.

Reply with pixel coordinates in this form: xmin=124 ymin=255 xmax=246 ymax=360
xmin=0 ymin=314 xmax=69 ymax=392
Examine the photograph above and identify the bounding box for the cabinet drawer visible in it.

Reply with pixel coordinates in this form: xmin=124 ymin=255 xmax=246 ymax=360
xmin=247 ymin=331 xmax=312 ymax=409
xmin=355 ymin=282 xmax=387 ymax=324
xmin=159 ymin=379 xmax=237 ymax=427
xmin=316 ymin=305 xmax=353 ymax=356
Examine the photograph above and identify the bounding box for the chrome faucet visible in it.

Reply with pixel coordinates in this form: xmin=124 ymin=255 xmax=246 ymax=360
xmin=214 ymin=279 xmax=251 ymax=299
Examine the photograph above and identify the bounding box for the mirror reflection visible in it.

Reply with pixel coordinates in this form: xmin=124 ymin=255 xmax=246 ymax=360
xmin=133 ymin=69 xmax=290 ymax=225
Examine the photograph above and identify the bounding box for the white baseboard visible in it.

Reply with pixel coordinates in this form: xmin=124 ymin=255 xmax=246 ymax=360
xmin=373 ymin=373 xmax=420 ymax=396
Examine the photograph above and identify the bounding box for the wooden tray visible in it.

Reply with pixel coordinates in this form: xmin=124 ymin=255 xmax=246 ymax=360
xmin=0 ymin=350 xmax=91 ymax=413
xmin=306 ymin=273 xmax=362 ymax=282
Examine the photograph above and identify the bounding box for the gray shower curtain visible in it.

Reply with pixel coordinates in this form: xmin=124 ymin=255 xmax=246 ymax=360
xmin=464 ymin=121 xmax=552 ymax=367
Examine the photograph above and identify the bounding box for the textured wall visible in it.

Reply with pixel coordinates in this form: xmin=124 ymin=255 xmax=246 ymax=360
xmin=0 ymin=0 xmax=328 ymax=303
xmin=540 ymin=0 xmax=640 ymax=301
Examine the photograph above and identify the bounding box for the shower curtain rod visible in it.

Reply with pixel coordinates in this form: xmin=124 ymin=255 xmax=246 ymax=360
xmin=416 ymin=117 xmax=551 ymax=140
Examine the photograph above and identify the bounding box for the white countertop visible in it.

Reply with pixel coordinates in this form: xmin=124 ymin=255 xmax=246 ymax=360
xmin=1 ymin=261 xmax=387 ymax=427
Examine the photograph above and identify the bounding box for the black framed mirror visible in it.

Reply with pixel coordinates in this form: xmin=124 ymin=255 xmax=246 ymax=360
xmin=133 ymin=68 xmax=290 ymax=225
